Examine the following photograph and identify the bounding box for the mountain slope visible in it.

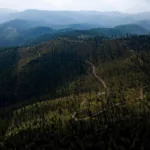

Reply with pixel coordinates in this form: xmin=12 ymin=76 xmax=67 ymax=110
xmin=0 ymin=35 xmax=150 ymax=108
xmin=115 ymin=24 xmax=149 ymax=35
xmin=0 ymin=18 xmax=149 ymax=47
xmin=0 ymin=8 xmax=17 ymax=23
xmin=0 ymin=19 xmax=50 ymax=31
xmin=24 ymin=27 xmax=54 ymax=38
xmin=0 ymin=36 xmax=150 ymax=149
xmin=66 ymin=24 xmax=101 ymax=30
xmin=0 ymin=19 xmax=54 ymax=47
xmin=136 ymin=20 xmax=150 ymax=31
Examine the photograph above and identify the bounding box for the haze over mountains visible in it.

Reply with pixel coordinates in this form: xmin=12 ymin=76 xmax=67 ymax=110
xmin=1 ymin=9 xmax=150 ymax=26
xmin=0 ymin=9 xmax=150 ymax=47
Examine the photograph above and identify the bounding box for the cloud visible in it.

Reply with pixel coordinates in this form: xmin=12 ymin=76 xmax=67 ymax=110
xmin=48 ymin=0 xmax=71 ymax=7
xmin=123 ymin=0 xmax=150 ymax=12
xmin=55 ymin=0 xmax=150 ymax=12
xmin=0 ymin=0 xmax=58 ymax=10
xmin=0 ymin=0 xmax=150 ymax=12
xmin=63 ymin=0 xmax=115 ymax=11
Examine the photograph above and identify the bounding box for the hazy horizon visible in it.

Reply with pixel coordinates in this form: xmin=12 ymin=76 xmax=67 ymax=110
xmin=0 ymin=0 xmax=150 ymax=13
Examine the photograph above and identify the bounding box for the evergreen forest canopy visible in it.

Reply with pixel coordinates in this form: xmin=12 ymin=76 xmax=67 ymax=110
xmin=0 ymin=33 xmax=150 ymax=149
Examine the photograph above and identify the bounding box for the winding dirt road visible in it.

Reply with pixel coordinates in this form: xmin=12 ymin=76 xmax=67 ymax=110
xmin=72 ymin=60 xmax=107 ymax=120
xmin=85 ymin=61 xmax=107 ymax=89
xmin=72 ymin=61 xmax=145 ymax=121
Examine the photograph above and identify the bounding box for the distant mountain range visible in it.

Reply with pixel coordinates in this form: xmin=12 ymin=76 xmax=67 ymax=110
xmin=0 ymin=19 xmax=50 ymax=30
xmin=0 ymin=9 xmax=150 ymax=47
xmin=0 ymin=9 xmax=150 ymax=27
xmin=0 ymin=18 xmax=149 ymax=47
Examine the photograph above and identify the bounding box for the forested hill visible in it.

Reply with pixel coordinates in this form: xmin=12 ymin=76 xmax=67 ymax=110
xmin=0 ymin=35 xmax=150 ymax=108
xmin=0 ymin=35 xmax=149 ymax=149
xmin=0 ymin=35 xmax=150 ymax=149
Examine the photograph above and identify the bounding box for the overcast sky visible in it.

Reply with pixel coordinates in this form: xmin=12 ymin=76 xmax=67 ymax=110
xmin=0 ymin=0 xmax=150 ymax=13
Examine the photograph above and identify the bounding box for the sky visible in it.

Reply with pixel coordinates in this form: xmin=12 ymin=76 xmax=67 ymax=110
xmin=0 ymin=0 xmax=150 ymax=13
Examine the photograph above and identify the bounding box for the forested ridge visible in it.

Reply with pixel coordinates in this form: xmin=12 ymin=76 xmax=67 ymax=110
xmin=0 ymin=35 xmax=150 ymax=149
xmin=0 ymin=18 xmax=149 ymax=47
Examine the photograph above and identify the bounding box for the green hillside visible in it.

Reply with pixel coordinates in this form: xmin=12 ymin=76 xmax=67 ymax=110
xmin=0 ymin=35 xmax=150 ymax=149
xmin=0 ymin=36 xmax=144 ymax=108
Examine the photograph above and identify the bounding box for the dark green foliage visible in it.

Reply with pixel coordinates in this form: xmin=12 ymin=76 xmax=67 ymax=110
xmin=0 ymin=35 xmax=150 ymax=149
xmin=0 ymin=47 xmax=18 ymax=107
xmin=0 ymin=35 xmax=150 ymax=108
xmin=2 ymin=97 xmax=150 ymax=150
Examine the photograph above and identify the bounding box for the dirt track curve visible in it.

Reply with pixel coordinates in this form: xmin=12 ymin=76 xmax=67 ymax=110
xmin=72 ymin=60 xmax=107 ymax=120
xmin=85 ymin=61 xmax=107 ymax=89
xmin=72 ymin=61 xmax=145 ymax=121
